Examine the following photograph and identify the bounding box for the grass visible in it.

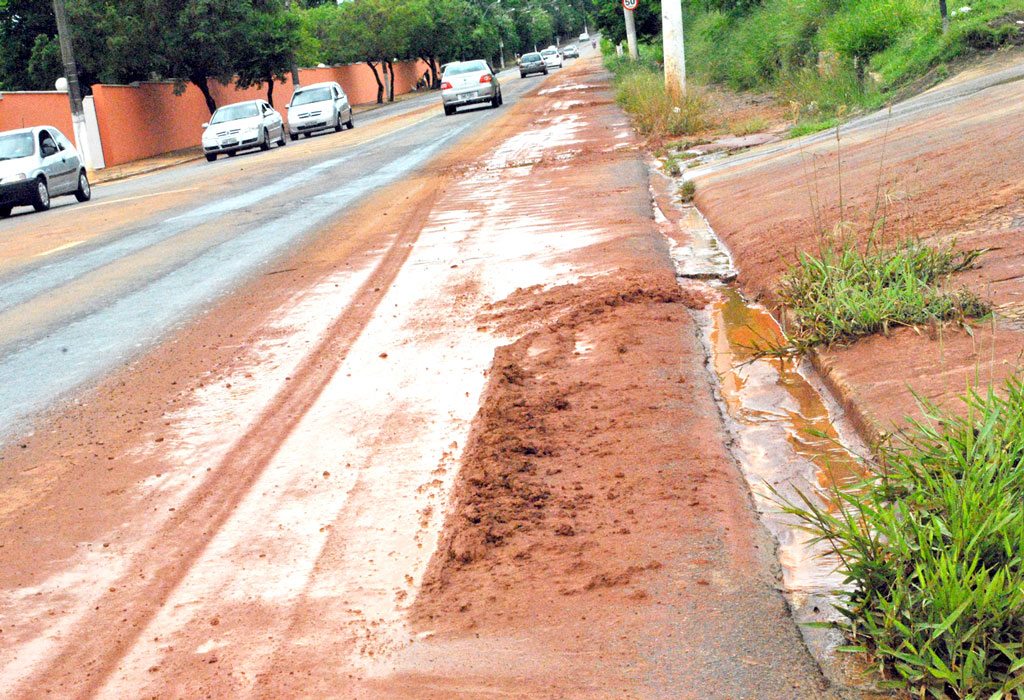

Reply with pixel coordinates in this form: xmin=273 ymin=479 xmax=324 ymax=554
xmin=779 ymin=376 xmax=1024 ymax=698
xmin=678 ymin=180 xmax=696 ymax=203
xmin=790 ymin=117 xmax=841 ymax=138
xmin=683 ymin=0 xmax=1024 ymax=126
xmin=776 ymin=235 xmax=990 ymax=350
xmin=604 ymin=50 xmax=712 ymax=140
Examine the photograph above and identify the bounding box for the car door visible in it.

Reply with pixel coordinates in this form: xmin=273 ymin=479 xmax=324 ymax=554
xmin=37 ymin=130 xmax=72 ymax=194
xmin=334 ymin=84 xmax=350 ymax=121
xmin=53 ymin=130 xmax=81 ymax=192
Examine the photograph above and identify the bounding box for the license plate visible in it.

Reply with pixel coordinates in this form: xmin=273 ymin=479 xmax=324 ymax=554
xmin=221 ymin=139 xmax=238 ymax=147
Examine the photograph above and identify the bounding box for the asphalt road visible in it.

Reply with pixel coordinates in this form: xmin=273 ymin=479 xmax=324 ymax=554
xmin=0 ymin=66 xmax=543 ymax=441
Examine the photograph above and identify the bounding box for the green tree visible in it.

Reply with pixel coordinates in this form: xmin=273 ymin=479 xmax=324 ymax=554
xmin=594 ymin=0 xmax=661 ymax=44
xmin=0 ymin=0 xmax=58 ymax=90
xmin=235 ymin=0 xmax=301 ymax=106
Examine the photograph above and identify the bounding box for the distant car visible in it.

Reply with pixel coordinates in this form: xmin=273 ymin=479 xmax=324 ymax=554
xmin=287 ymin=81 xmax=353 ymax=140
xmin=520 ymin=52 xmax=548 ymax=78
xmin=541 ymin=48 xmax=563 ymax=69
xmin=440 ymin=60 xmax=503 ymax=115
xmin=0 ymin=126 xmax=90 ymax=217
xmin=202 ymin=100 xmax=285 ymax=161
xmin=579 ymin=32 xmax=590 ymax=43
xmin=563 ymin=44 xmax=580 ymax=59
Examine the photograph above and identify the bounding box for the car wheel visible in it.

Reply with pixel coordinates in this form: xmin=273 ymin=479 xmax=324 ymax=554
xmin=444 ymin=105 xmax=455 ymax=116
xmin=260 ymin=128 xmax=271 ymax=151
xmin=544 ymin=68 xmax=549 ymax=74
xmin=520 ymin=72 xmax=526 ymax=78
xmin=74 ymin=170 xmax=91 ymax=202
xmin=289 ymin=132 xmax=298 ymax=142
xmin=0 ymin=206 xmax=11 ymax=218
xmin=498 ymin=91 xmax=504 ymax=106
xmin=334 ymin=113 xmax=343 ymax=132
xmin=206 ymin=153 xmax=217 ymax=162
xmin=32 ymin=177 xmax=50 ymax=212
xmin=228 ymin=150 xmax=237 ymax=157
xmin=277 ymin=130 xmax=286 ymax=146
xmin=491 ymin=92 xmax=500 ymax=108
xmin=346 ymin=111 xmax=354 ymax=129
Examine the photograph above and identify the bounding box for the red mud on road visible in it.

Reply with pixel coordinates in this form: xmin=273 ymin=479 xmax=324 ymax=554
xmin=693 ymin=59 xmax=1024 ymax=436
xmin=0 ymin=59 xmax=848 ymax=699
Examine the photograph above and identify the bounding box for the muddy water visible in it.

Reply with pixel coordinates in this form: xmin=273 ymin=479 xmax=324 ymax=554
xmin=660 ymin=197 xmax=874 ymax=687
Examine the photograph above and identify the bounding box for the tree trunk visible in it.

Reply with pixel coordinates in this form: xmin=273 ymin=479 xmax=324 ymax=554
xmin=368 ymin=61 xmax=384 ymax=104
xmin=386 ymin=61 xmax=395 ymax=102
xmin=266 ymin=74 xmax=275 ymax=107
xmin=194 ymin=74 xmax=217 ymax=114
xmin=427 ymin=57 xmax=439 ymax=89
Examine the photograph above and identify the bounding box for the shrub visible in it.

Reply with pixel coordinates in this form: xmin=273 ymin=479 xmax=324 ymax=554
xmin=609 ymin=60 xmax=712 ymax=138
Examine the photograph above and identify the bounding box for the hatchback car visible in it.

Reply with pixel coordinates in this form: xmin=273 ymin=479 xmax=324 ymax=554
xmin=520 ymin=52 xmax=548 ymax=78
xmin=563 ymin=44 xmax=580 ymax=59
xmin=287 ymin=82 xmax=353 ymax=140
xmin=541 ymin=48 xmax=563 ymax=69
xmin=202 ymin=100 xmax=285 ymax=161
xmin=0 ymin=126 xmax=90 ymax=217
xmin=441 ymin=60 xmax=502 ymax=115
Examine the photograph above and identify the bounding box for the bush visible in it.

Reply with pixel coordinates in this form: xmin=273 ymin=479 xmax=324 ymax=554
xmin=608 ymin=57 xmax=711 ymax=138
xmin=781 ymin=377 xmax=1024 ymax=697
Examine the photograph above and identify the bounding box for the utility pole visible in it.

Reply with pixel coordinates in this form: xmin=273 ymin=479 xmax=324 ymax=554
xmin=662 ymin=0 xmax=685 ymax=96
xmin=623 ymin=5 xmax=639 ymax=61
xmin=939 ymin=0 xmax=949 ymax=33
xmin=52 ymin=0 xmax=93 ymax=169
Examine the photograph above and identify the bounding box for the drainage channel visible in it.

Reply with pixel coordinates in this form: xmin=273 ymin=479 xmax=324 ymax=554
xmin=653 ymin=179 xmax=877 ymax=691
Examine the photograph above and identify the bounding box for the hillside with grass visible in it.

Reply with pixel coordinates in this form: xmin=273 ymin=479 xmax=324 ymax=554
xmin=685 ymin=0 xmax=1024 ymax=129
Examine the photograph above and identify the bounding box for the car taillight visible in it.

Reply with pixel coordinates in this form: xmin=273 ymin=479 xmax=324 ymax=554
xmin=479 ymin=74 xmax=492 ymax=83
xmin=441 ymin=81 xmax=452 ymax=90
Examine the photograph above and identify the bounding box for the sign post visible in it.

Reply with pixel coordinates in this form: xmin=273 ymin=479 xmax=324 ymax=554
xmin=622 ymin=0 xmax=639 ymax=61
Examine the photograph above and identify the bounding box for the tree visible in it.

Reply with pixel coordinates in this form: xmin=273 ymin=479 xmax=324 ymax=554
xmin=330 ymin=0 xmax=417 ymax=103
xmin=235 ymin=0 xmax=301 ymax=106
xmin=594 ymin=0 xmax=661 ymax=44
xmin=0 ymin=0 xmax=58 ymax=90
xmin=155 ymin=0 xmax=252 ymax=114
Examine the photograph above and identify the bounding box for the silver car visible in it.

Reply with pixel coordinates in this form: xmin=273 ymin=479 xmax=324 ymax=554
xmin=202 ymin=99 xmax=286 ymax=161
xmin=441 ymin=60 xmax=502 ymax=116
xmin=287 ymin=82 xmax=353 ymax=140
xmin=0 ymin=126 xmax=90 ymax=217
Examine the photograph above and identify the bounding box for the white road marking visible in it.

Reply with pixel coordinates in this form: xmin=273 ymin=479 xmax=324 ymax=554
xmin=77 ymin=187 xmax=199 ymax=210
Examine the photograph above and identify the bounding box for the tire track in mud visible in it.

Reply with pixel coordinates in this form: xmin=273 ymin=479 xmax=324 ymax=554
xmin=8 ymin=178 xmax=443 ymax=700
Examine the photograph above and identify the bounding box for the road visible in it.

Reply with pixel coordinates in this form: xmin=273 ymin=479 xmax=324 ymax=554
xmin=0 ymin=69 xmax=535 ymax=439
xmin=0 ymin=45 xmax=850 ymax=700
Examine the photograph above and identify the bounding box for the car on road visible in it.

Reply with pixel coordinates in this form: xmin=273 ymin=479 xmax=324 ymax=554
xmin=286 ymin=82 xmax=353 ymax=140
xmin=519 ymin=52 xmax=548 ymax=78
xmin=563 ymin=44 xmax=580 ymax=59
xmin=0 ymin=126 xmax=90 ymax=217
xmin=541 ymin=48 xmax=563 ymax=70
xmin=202 ymin=100 xmax=285 ymax=161
xmin=579 ymin=32 xmax=590 ymax=43
xmin=441 ymin=60 xmax=503 ymax=115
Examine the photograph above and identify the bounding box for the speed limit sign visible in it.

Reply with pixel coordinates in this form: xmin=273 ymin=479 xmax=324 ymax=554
xmin=623 ymin=0 xmax=638 ymax=9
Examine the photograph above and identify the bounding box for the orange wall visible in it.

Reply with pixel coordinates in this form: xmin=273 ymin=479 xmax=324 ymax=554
xmin=0 ymin=92 xmax=75 ymax=146
xmin=92 ymin=61 xmax=430 ymax=167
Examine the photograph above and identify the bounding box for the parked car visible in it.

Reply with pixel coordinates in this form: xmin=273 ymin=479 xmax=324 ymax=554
xmin=541 ymin=48 xmax=563 ymax=70
xmin=563 ymin=44 xmax=580 ymax=59
xmin=286 ymin=82 xmax=353 ymax=140
xmin=202 ymin=100 xmax=285 ymax=162
xmin=519 ymin=52 xmax=548 ymax=78
xmin=0 ymin=126 xmax=90 ymax=217
xmin=440 ymin=60 xmax=503 ymax=115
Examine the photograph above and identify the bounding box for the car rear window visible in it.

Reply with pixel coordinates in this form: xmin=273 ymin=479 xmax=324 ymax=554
xmin=292 ymin=87 xmax=333 ymax=106
xmin=523 ymin=53 xmax=541 ymax=61
xmin=444 ymin=61 xmax=488 ymax=76
xmin=0 ymin=132 xmax=34 ymax=160
xmin=210 ymin=102 xmax=259 ymax=124
xmin=541 ymin=49 xmax=556 ymax=56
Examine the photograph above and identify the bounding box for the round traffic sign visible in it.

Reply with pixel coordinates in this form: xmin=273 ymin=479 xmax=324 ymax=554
xmin=623 ymin=0 xmax=638 ymax=9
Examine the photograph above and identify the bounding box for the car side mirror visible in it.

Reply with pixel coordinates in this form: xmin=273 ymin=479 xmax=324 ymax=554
xmin=202 ymin=123 xmax=209 ymax=129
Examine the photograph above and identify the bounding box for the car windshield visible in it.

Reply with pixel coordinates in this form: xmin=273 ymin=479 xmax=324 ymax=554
xmin=523 ymin=53 xmax=541 ymax=61
xmin=210 ymin=103 xmax=259 ymax=124
xmin=0 ymin=132 xmax=35 ymax=160
xmin=292 ymin=87 xmax=333 ymax=106
xmin=444 ymin=61 xmax=488 ymax=76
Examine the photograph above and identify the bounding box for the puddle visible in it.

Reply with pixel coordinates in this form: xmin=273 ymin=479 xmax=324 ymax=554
xmin=658 ymin=182 xmax=876 ymax=689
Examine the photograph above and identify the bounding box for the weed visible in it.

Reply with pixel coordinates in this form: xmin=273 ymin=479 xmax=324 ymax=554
xmin=777 ymin=235 xmax=990 ymax=350
xmin=731 ymin=116 xmax=768 ymax=136
xmin=664 ymin=153 xmax=682 ymax=177
xmin=678 ymin=180 xmax=696 ymax=203
xmin=790 ymin=118 xmax=841 ymax=138
xmin=605 ymin=52 xmax=712 ymax=139
xmin=778 ymin=376 xmax=1024 ymax=698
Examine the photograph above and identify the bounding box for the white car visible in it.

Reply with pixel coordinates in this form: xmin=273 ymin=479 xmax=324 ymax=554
xmin=287 ymin=82 xmax=353 ymax=140
xmin=0 ymin=126 xmax=90 ymax=217
xmin=440 ymin=60 xmax=502 ymax=115
xmin=201 ymin=100 xmax=285 ymax=161
xmin=541 ymin=48 xmax=563 ymax=69
xmin=579 ymin=32 xmax=590 ymax=43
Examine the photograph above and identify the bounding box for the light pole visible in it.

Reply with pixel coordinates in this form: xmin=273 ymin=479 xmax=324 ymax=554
xmin=662 ymin=0 xmax=686 ymax=96
xmin=52 ymin=0 xmax=94 ymax=169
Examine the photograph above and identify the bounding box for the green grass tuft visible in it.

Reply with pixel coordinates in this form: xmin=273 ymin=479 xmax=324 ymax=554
xmin=779 ymin=376 xmax=1024 ymax=697
xmin=604 ymin=51 xmax=712 ymax=139
xmin=777 ymin=236 xmax=990 ymax=349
